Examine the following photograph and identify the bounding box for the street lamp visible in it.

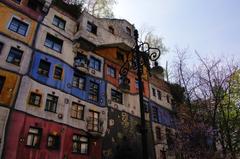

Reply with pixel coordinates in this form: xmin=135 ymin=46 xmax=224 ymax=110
xmin=119 ymin=29 xmax=161 ymax=159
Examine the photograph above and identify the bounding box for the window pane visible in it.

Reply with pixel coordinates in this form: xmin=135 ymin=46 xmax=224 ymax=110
xmin=26 ymin=134 xmax=33 ymax=146
xmin=0 ymin=76 xmax=6 ymax=93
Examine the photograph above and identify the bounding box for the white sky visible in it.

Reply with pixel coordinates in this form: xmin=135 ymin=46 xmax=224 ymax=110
xmin=113 ymin=0 xmax=240 ymax=66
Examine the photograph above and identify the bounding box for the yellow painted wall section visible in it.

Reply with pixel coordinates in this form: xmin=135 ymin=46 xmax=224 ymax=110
xmin=0 ymin=69 xmax=20 ymax=106
xmin=0 ymin=3 xmax=37 ymax=45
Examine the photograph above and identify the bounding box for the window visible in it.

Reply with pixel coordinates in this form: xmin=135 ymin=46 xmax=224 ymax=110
xmin=108 ymin=26 xmax=114 ymax=34
xmin=87 ymin=110 xmax=100 ymax=132
xmin=152 ymin=88 xmax=156 ymax=97
xmin=29 ymin=92 xmax=41 ymax=106
xmin=27 ymin=0 xmax=43 ymax=11
xmin=72 ymin=73 xmax=85 ymax=90
xmin=8 ymin=17 xmax=29 ymax=36
xmin=44 ymin=33 xmax=63 ymax=52
xmin=157 ymin=90 xmax=162 ymax=100
xmin=12 ymin=0 xmax=21 ymax=4
xmin=0 ymin=42 xmax=3 ymax=54
xmin=152 ymin=107 xmax=158 ymax=122
xmin=54 ymin=66 xmax=63 ymax=80
xmin=167 ymin=95 xmax=170 ymax=103
xmin=26 ymin=127 xmax=42 ymax=148
xmin=47 ymin=135 xmax=60 ymax=149
xmin=111 ymin=89 xmax=122 ymax=104
xmin=71 ymin=102 xmax=84 ymax=120
xmin=116 ymin=52 xmax=124 ymax=61
xmin=38 ymin=59 xmax=51 ymax=77
xmin=87 ymin=21 xmax=97 ymax=34
xmin=143 ymin=100 xmax=149 ymax=112
xmin=53 ymin=16 xmax=66 ymax=30
xmin=155 ymin=127 xmax=161 ymax=141
xmin=0 ymin=76 xmax=6 ymax=94
xmin=126 ymin=27 xmax=131 ymax=35
xmin=6 ymin=47 xmax=23 ymax=66
xmin=72 ymin=135 xmax=88 ymax=154
xmin=107 ymin=65 xmax=116 ymax=78
xmin=89 ymin=81 xmax=99 ymax=102
xmin=89 ymin=57 xmax=101 ymax=71
xmin=160 ymin=150 xmax=167 ymax=159
xmin=45 ymin=94 xmax=58 ymax=113
xmin=135 ymin=79 xmax=139 ymax=89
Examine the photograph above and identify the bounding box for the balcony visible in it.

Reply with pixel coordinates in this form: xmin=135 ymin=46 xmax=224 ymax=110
xmin=86 ymin=117 xmax=103 ymax=137
xmin=73 ymin=53 xmax=89 ymax=73
xmin=119 ymin=76 xmax=130 ymax=93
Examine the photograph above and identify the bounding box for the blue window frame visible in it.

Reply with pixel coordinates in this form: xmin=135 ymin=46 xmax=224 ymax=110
xmin=44 ymin=33 xmax=63 ymax=53
xmin=53 ymin=16 xmax=66 ymax=30
xmin=6 ymin=47 xmax=23 ymax=66
xmin=89 ymin=57 xmax=101 ymax=71
xmin=8 ymin=17 xmax=29 ymax=36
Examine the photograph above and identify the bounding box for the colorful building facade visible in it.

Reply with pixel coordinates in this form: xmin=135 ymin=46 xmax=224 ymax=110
xmin=0 ymin=1 xmax=176 ymax=159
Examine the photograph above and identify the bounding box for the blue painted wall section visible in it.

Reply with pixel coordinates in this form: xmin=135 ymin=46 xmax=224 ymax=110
xmin=150 ymin=101 xmax=175 ymax=127
xmin=30 ymin=51 xmax=106 ymax=107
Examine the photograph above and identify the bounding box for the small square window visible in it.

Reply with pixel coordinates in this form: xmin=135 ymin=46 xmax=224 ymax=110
xmin=38 ymin=59 xmax=51 ymax=77
xmin=126 ymin=27 xmax=131 ymax=36
xmin=87 ymin=21 xmax=97 ymax=35
xmin=72 ymin=73 xmax=85 ymax=90
xmin=108 ymin=26 xmax=114 ymax=34
xmin=47 ymin=135 xmax=60 ymax=149
xmin=89 ymin=81 xmax=99 ymax=102
xmin=45 ymin=94 xmax=58 ymax=113
xmin=54 ymin=66 xmax=63 ymax=80
xmin=0 ymin=76 xmax=6 ymax=94
xmin=157 ymin=90 xmax=162 ymax=100
xmin=107 ymin=65 xmax=116 ymax=78
xmin=152 ymin=107 xmax=158 ymax=122
xmin=52 ymin=16 xmax=66 ymax=30
xmin=89 ymin=57 xmax=101 ymax=71
xmin=44 ymin=33 xmax=63 ymax=53
xmin=29 ymin=92 xmax=41 ymax=106
xmin=71 ymin=102 xmax=84 ymax=120
xmin=152 ymin=88 xmax=156 ymax=97
xmin=26 ymin=127 xmax=42 ymax=148
xmin=0 ymin=42 xmax=4 ymax=54
xmin=8 ymin=17 xmax=29 ymax=36
xmin=155 ymin=127 xmax=161 ymax=141
xmin=116 ymin=52 xmax=124 ymax=61
xmin=12 ymin=0 xmax=21 ymax=4
xmin=27 ymin=0 xmax=43 ymax=11
xmin=72 ymin=135 xmax=88 ymax=154
xmin=6 ymin=47 xmax=23 ymax=66
xmin=111 ymin=89 xmax=123 ymax=104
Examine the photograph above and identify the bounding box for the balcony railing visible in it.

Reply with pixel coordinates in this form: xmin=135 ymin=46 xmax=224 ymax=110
xmin=86 ymin=117 xmax=103 ymax=137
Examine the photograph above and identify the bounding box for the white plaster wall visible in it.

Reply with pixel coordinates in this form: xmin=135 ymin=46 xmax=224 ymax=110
xmin=106 ymin=83 xmax=146 ymax=118
xmin=149 ymin=84 xmax=173 ymax=110
xmin=0 ymin=35 xmax=32 ymax=74
xmin=75 ymin=11 xmax=135 ymax=47
xmin=15 ymin=76 xmax=108 ymax=135
xmin=0 ymin=106 xmax=10 ymax=158
xmin=35 ymin=24 xmax=74 ymax=66
xmin=43 ymin=7 xmax=77 ymax=40
xmin=152 ymin=122 xmax=176 ymax=159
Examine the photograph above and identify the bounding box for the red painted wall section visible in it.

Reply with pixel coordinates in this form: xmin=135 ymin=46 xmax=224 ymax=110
xmin=2 ymin=0 xmax=43 ymax=21
xmin=3 ymin=111 xmax=102 ymax=159
xmin=104 ymin=59 xmax=149 ymax=98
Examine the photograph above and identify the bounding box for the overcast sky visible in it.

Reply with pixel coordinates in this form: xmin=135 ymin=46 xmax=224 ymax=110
xmin=113 ymin=0 xmax=240 ymax=65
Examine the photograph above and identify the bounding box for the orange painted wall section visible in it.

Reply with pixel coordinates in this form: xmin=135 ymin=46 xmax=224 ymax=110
xmin=0 ymin=69 xmax=20 ymax=106
xmin=0 ymin=3 xmax=37 ymax=45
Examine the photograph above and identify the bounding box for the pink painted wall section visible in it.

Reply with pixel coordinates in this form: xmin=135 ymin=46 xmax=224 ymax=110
xmin=3 ymin=111 xmax=102 ymax=159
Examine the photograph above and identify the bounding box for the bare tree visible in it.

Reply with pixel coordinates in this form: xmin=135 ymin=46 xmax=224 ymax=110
xmin=171 ymin=48 xmax=240 ymax=158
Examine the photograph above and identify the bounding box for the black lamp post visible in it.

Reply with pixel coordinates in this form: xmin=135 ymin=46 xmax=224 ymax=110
xmin=119 ymin=29 xmax=161 ymax=159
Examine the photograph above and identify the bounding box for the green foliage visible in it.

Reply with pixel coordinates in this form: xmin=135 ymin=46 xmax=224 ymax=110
xmin=53 ymin=0 xmax=83 ymax=18
xmin=169 ymin=83 xmax=185 ymax=105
